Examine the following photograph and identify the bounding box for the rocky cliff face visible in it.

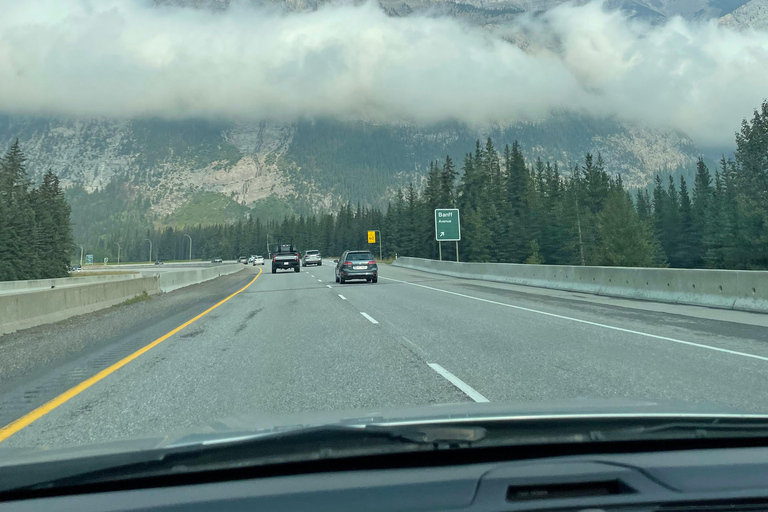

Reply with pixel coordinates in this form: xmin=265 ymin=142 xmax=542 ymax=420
xmin=719 ymin=0 xmax=768 ymax=29
xmin=2 ymin=0 xmax=736 ymax=225
xmin=1 ymin=113 xmax=702 ymax=221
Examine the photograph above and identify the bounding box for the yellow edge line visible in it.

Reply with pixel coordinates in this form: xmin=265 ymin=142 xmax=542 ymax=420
xmin=0 ymin=268 xmax=263 ymax=443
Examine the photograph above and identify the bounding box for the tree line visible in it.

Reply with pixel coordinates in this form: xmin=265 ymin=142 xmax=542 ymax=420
xmin=105 ymin=102 xmax=768 ymax=269
xmin=0 ymin=140 xmax=74 ymax=280
xmin=5 ymin=101 xmax=768 ymax=275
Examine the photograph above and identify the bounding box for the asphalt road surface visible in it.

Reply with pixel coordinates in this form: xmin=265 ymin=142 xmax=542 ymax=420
xmin=2 ymin=260 xmax=768 ymax=450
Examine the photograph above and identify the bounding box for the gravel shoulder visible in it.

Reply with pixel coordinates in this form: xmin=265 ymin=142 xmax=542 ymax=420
xmin=0 ymin=270 xmax=253 ymax=393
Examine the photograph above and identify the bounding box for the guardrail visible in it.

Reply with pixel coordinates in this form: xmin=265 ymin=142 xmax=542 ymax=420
xmin=392 ymin=257 xmax=768 ymax=313
xmin=0 ymin=264 xmax=245 ymax=336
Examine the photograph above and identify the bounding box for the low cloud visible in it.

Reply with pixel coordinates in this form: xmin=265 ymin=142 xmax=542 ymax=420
xmin=1 ymin=0 xmax=767 ymax=147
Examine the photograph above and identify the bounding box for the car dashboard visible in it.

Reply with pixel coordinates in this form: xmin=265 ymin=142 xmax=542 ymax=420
xmin=4 ymin=445 xmax=768 ymax=512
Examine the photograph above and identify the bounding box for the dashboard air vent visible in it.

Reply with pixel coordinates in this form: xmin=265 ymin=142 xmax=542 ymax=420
xmin=506 ymin=479 xmax=635 ymax=502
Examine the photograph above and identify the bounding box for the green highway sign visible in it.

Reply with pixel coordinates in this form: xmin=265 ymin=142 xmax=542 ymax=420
xmin=435 ymin=209 xmax=461 ymax=241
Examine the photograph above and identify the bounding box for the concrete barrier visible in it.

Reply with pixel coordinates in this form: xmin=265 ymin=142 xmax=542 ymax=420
xmin=153 ymin=263 xmax=245 ymax=292
xmin=0 ymin=276 xmax=161 ymax=335
xmin=0 ymin=273 xmax=140 ymax=295
xmin=0 ymin=264 xmax=246 ymax=336
xmin=392 ymin=257 xmax=768 ymax=313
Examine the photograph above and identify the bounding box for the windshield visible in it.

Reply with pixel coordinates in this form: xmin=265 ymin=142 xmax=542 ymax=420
xmin=2 ymin=0 xmax=768 ymax=477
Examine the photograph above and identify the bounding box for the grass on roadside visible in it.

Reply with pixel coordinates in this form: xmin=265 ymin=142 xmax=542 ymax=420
xmin=121 ymin=291 xmax=151 ymax=306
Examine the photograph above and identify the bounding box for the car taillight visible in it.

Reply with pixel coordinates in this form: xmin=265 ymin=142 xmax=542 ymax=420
xmin=344 ymin=261 xmax=352 ymax=266
xmin=368 ymin=261 xmax=376 ymax=265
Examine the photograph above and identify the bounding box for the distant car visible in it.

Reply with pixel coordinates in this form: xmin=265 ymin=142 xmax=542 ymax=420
xmin=335 ymin=250 xmax=377 ymax=284
xmin=302 ymin=250 xmax=322 ymax=267
xmin=211 ymin=257 xmax=223 ymax=264
xmin=70 ymin=265 xmax=82 ymax=272
xmin=154 ymin=260 xmax=164 ymax=265
xmin=252 ymin=255 xmax=264 ymax=266
xmin=238 ymin=256 xmax=248 ymax=264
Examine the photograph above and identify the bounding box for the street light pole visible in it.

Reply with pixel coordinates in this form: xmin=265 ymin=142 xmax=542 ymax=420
xmin=144 ymin=238 xmax=153 ymax=263
xmin=184 ymin=234 xmax=192 ymax=261
xmin=78 ymin=244 xmax=84 ymax=266
xmin=114 ymin=242 xmax=121 ymax=265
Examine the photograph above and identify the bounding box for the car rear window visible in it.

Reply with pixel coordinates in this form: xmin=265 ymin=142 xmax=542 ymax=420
xmin=348 ymin=252 xmax=374 ymax=261
xmin=306 ymin=251 xmax=319 ymax=255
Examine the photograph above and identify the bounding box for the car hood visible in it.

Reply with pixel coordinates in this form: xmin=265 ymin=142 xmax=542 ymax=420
xmin=0 ymin=398 xmax=760 ymax=466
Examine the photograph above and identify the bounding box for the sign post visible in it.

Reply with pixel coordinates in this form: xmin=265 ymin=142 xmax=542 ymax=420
xmin=368 ymin=230 xmax=382 ymax=260
xmin=434 ymin=209 xmax=460 ymax=262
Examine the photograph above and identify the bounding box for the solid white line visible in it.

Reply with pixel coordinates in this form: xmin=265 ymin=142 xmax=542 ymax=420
xmin=360 ymin=312 xmax=379 ymax=324
xmin=338 ymin=294 xmax=347 ymax=300
xmin=381 ymin=276 xmax=768 ymax=364
xmin=428 ymin=363 xmax=489 ymax=403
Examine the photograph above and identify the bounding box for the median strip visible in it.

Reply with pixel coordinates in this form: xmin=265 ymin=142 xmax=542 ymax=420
xmin=0 ymin=268 xmax=263 ymax=443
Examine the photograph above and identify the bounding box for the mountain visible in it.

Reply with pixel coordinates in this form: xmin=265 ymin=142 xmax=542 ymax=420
xmin=719 ymin=0 xmax=768 ymax=28
xmin=1 ymin=114 xmax=700 ymax=221
xmin=158 ymin=0 xmax=751 ymax=23
xmin=2 ymin=0 xmax=731 ymax=235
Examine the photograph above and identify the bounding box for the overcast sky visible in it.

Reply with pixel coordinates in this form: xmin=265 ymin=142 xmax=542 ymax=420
xmin=1 ymin=0 xmax=767 ymax=148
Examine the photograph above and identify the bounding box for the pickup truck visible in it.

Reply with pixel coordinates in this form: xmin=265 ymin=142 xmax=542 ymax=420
xmin=271 ymin=244 xmax=301 ymax=273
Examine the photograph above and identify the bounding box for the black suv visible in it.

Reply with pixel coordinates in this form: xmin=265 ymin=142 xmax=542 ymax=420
xmin=334 ymin=251 xmax=378 ymax=284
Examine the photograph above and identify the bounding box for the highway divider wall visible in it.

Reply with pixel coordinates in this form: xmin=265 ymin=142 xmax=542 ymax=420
xmin=0 ymin=273 xmax=141 ymax=294
xmin=154 ymin=264 xmax=245 ymax=292
xmin=0 ymin=276 xmax=161 ymax=336
xmin=392 ymin=257 xmax=768 ymax=313
xmin=0 ymin=264 xmax=245 ymax=336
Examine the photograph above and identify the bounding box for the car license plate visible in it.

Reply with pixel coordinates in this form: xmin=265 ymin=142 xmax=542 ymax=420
xmin=283 ymin=262 xmax=289 ymax=265
xmin=353 ymin=265 xmax=366 ymax=270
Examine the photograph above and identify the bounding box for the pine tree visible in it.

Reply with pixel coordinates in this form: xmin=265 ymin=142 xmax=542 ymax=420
xmin=677 ymin=176 xmax=696 ymax=267
xmin=636 ymin=189 xmax=651 ymax=222
xmin=440 ymin=155 xmax=457 ymax=207
xmin=597 ymin=190 xmax=660 ymax=267
xmin=691 ymin=157 xmax=712 ymax=266
xmin=462 ymin=207 xmax=492 ymax=262
xmin=36 ymin=171 xmax=74 ymax=277
xmin=581 ymin=153 xmax=610 ymax=215
xmin=0 ymin=140 xmax=35 ymax=280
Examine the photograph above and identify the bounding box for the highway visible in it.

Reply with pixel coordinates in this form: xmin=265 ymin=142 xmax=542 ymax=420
xmin=2 ymin=260 xmax=768 ymax=450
